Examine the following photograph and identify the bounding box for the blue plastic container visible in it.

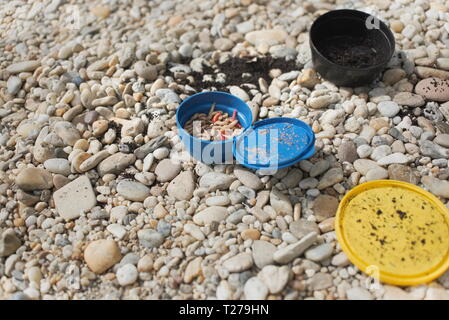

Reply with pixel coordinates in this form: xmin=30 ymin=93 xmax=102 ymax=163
xmin=176 ymin=91 xmax=316 ymax=169
xmin=176 ymin=91 xmax=253 ymax=164
xmin=234 ymin=117 xmax=316 ymax=170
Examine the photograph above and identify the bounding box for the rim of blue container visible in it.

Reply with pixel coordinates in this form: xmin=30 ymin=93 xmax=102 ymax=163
xmin=175 ymin=91 xmax=253 ymax=146
xmin=233 ymin=117 xmax=316 ymax=170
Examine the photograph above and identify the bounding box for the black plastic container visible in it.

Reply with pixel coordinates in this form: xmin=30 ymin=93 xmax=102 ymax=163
xmin=310 ymin=9 xmax=395 ymax=87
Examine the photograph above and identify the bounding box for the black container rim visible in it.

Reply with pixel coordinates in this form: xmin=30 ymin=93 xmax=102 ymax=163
xmin=310 ymin=9 xmax=395 ymax=72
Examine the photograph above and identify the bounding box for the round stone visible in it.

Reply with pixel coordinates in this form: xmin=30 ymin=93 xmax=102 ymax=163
xmin=134 ymin=61 xmax=157 ymax=81
xmin=15 ymin=167 xmax=53 ymax=191
xmin=415 ymin=78 xmax=449 ymax=102
xmin=84 ymin=239 xmax=122 ymax=274
xmin=116 ymin=264 xmax=138 ymax=286
xmin=155 ymin=159 xmax=182 ymax=182
xmin=377 ymin=101 xmax=400 ymax=117
xmin=116 ymin=180 xmax=150 ymax=201
xmin=44 ymin=158 xmax=71 ymax=176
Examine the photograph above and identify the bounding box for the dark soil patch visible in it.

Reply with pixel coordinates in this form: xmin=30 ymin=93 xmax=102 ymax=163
xmin=396 ymin=108 xmax=418 ymax=126
xmin=123 ymin=141 xmax=138 ymax=152
xmin=167 ymin=55 xmax=300 ymax=92
xmin=108 ymin=121 xmax=122 ymax=140
xmin=320 ymin=35 xmax=381 ymax=68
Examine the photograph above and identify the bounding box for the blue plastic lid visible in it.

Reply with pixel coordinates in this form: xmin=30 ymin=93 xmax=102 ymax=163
xmin=233 ymin=117 xmax=315 ymax=170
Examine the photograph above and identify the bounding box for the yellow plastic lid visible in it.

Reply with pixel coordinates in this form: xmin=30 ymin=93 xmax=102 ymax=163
xmin=335 ymin=180 xmax=449 ymax=286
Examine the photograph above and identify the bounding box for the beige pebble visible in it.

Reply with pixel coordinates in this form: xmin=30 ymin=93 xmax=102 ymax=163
xmin=241 ymin=229 xmax=261 ymax=240
xmin=84 ymin=239 xmax=121 ymax=274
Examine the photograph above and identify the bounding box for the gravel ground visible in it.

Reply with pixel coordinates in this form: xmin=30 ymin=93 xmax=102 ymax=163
xmin=1 ymin=0 xmax=449 ymax=300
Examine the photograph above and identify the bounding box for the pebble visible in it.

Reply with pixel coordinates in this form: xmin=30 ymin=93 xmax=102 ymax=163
xmin=234 ymin=167 xmax=263 ymax=190
xmin=270 ymin=189 xmax=293 ymax=215
xmin=107 ymin=224 xmax=127 ymax=240
xmin=382 ymin=68 xmax=406 ymax=85
xmin=153 ymin=147 xmax=169 ymax=160
xmin=0 ymin=230 xmax=21 ymax=257
xmin=338 ymin=141 xmax=358 ymax=163
xmin=223 ymin=253 xmax=253 ymax=272
xmin=206 ymin=195 xmax=230 ymax=206
xmin=214 ymin=38 xmax=235 ymax=51
xmin=193 ymin=206 xmax=228 ymax=225
xmin=366 ymin=167 xmax=389 ymax=181
xmin=54 ymin=121 xmax=81 ymax=146
xmin=199 ymin=172 xmax=235 ymax=191
xmin=155 ymin=159 xmax=182 ymax=182
xmin=317 ymin=168 xmax=344 ymax=189
xmin=420 ymin=140 xmax=449 ymax=159
xmin=346 ymin=287 xmax=374 ymax=300
xmin=79 ymin=150 xmax=111 ymax=172
xmin=415 ymin=67 xmax=449 ymax=80
xmin=245 ymin=29 xmax=287 ymax=46
xmin=415 ymin=78 xmax=449 ymax=102
xmin=16 ymin=167 xmax=53 ymax=191
xmin=27 ymin=266 xmax=42 ymax=284
xmin=252 ymin=240 xmax=276 ymax=268
xmin=116 ymin=264 xmax=138 ymax=286
xmin=155 ymin=89 xmax=180 ymax=104
xmin=167 ymin=171 xmax=195 ymax=200
xmin=241 ymin=229 xmax=260 ymax=240
xmin=377 ymin=101 xmax=400 ymax=117
xmin=226 ymin=209 xmax=247 ymax=224
xmin=289 ymin=220 xmax=320 ymax=239
xmin=422 ymin=176 xmax=449 ymax=198
xmin=97 ymin=153 xmax=136 ymax=176
xmin=117 ymin=180 xmax=150 ymax=201
xmin=244 ymin=277 xmax=268 ymax=300
xmin=354 ymin=159 xmax=382 ymax=175
xmin=424 ymin=286 xmax=449 ymax=300
xmin=313 ymin=195 xmax=338 ymax=221
xmin=184 ymin=223 xmax=205 ymax=241
xmin=184 ymin=257 xmax=202 ymax=283
xmin=331 ymin=252 xmax=350 ymax=267
xmin=357 ymin=145 xmax=373 ymax=158
xmin=307 ymin=93 xmax=337 ymax=109
xmin=377 ymin=153 xmax=410 ymax=165
xmin=298 ymin=68 xmax=320 ymax=89
xmin=7 ymin=76 xmax=22 ymax=95
xmin=238 ymin=186 xmax=256 ymax=199
xmin=229 ymin=86 xmax=250 ymax=101
xmin=299 ymin=177 xmax=318 ymax=189
xmin=383 ymin=285 xmax=412 ymax=300
xmin=44 ymin=158 xmax=71 ymax=176
xmin=84 ymin=239 xmax=122 ymax=274
xmin=310 ymin=160 xmax=330 ymax=177
xmin=91 ymin=6 xmax=110 ymax=18
xmin=393 ymin=92 xmax=425 ymax=107
xmin=134 ymin=61 xmax=157 ymax=81
xmin=281 ymin=168 xmax=303 ymax=188
xmin=137 ymin=255 xmax=153 ymax=272
xmin=6 ymin=60 xmax=40 ymax=73
xmin=137 ymin=229 xmax=165 ymax=248
xmin=371 ymin=144 xmax=392 ymax=161
xmin=434 ymin=134 xmax=449 ymax=148
xmin=309 ymin=272 xmax=333 ymax=290
xmin=388 ymin=164 xmax=419 ymax=184
xmin=53 ymin=175 xmax=96 ymax=220
xmin=304 ymin=243 xmax=333 ymax=262
xmin=273 ymin=232 xmax=317 ymax=264
xmin=258 ymin=265 xmax=290 ymax=294
xmin=134 ymin=136 xmax=168 ymax=159
xmin=121 ymin=119 xmax=144 ymax=137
